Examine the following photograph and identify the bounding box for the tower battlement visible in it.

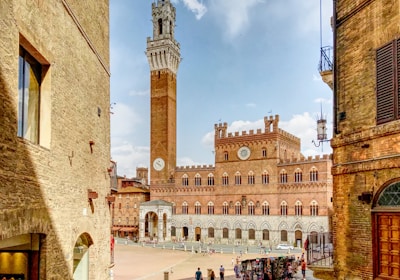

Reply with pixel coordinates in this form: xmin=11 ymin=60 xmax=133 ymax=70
xmin=278 ymin=154 xmax=331 ymax=164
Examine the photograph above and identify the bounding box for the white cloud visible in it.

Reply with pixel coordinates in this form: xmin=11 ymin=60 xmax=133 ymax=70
xmin=111 ymin=144 xmax=149 ymax=178
xmin=110 ymin=103 xmax=142 ymax=138
xmin=173 ymin=0 xmax=207 ymax=20
xmin=128 ymin=89 xmax=149 ymax=97
xmin=209 ymin=0 xmax=265 ymax=40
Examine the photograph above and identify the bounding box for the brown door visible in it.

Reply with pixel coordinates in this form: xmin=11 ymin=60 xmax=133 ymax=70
xmin=376 ymin=213 xmax=400 ymax=278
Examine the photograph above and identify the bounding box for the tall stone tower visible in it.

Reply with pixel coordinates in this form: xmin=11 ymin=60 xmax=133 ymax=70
xmin=146 ymin=0 xmax=181 ymax=184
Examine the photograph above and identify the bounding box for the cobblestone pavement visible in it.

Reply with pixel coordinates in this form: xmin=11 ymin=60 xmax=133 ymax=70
xmin=112 ymin=239 xmax=320 ymax=280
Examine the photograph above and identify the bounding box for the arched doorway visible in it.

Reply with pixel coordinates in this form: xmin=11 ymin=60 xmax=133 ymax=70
xmin=295 ymin=230 xmax=302 ymax=248
xmin=373 ymin=181 xmax=400 ymax=279
xmin=195 ymin=227 xmax=201 ymax=241
xmin=73 ymin=233 xmax=93 ymax=280
xmin=145 ymin=212 xmax=158 ymax=239
xmin=182 ymin=227 xmax=189 ymax=240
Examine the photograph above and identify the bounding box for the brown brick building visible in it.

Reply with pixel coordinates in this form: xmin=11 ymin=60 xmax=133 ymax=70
xmin=329 ymin=1 xmax=400 ymax=279
xmin=139 ymin=0 xmax=333 ymax=249
xmin=0 ymin=1 xmax=112 ymax=279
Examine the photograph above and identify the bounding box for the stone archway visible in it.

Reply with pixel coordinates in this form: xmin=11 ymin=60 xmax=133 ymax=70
xmin=73 ymin=233 xmax=93 ymax=280
xmin=139 ymin=200 xmax=173 ymax=242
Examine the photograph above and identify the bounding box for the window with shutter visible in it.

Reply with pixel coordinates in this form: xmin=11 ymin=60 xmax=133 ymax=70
xmin=376 ymin=40 xmax=399 ymax=124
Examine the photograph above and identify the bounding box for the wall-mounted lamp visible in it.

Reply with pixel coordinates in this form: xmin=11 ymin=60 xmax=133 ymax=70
xmin=358 ymin=191 xmax=373 ymax=204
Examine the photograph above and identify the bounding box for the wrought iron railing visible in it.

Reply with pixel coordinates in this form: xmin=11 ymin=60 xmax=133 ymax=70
xmin=318 ymin=46 xmax=333 ymax=72
xmin=306 ymin=232 xmax=333 ymax=267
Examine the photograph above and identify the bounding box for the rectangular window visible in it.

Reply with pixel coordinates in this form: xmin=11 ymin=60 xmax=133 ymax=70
xmin=18 ymin=47 xmax=42 ymax=143
xmin=376 ymin=39 xmax=400 ymax=124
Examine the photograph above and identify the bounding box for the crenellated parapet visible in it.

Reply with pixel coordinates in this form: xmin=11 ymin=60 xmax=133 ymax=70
xmin=175 ymin=164 xmax=215 ymax=171
xmin=278 ymin=154 xmax=332 ymax=165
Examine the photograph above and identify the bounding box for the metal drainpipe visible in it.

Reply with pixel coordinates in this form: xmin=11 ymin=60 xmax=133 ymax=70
xmin=333 ymin=0 xmax=339 ymax=136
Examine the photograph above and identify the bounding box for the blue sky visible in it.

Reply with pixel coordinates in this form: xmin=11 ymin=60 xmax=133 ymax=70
xmin=110 ymin=0 xmax=334 ymax=178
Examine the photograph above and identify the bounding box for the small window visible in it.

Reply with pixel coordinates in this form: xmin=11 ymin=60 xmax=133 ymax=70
xmin=222 ymin=173 xmax=229 ymax=186
xmin=207 ymin=173 xmax=215 ymax=186
xmin=222 ymin=202 xmax=229 ymax=215
xmin=248 ymin=171 xmax=255 ymax=185
xmin=262 ymin=148 xmax=267 ymax=158
xmin=235 ymin=172 xmax=241 ymax=185
xmin=262 ymin=172 xmax=269 ymax=184
xmin=18 ymin=47 xmax=45 ymax=144
xmin=224 ymin=151 xmax=229 ymax=161
xmin=310 ymin=168 xmax=318 ymax=182
xmin=280 ymin=170 xmax=288 ymax=184
xmin=194 ymin=173 xmax=201 ymax=186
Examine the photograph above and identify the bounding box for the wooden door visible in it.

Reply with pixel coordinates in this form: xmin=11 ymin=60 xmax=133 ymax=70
xmin=376 ymin=213 xmax=400 ymax=278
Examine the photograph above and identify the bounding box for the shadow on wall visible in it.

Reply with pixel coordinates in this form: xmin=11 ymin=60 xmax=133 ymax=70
xmin=0 ymin=60 xmax=71 ymax=278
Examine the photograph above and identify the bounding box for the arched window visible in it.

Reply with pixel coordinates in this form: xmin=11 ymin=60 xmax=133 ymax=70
xmin=224 ymin=151 xmax=229 ymax=161
xmin=222 ymin=173 xmax=229 ymax=186
xmin=376 ymin=182 xmax=400 ymax=206
xmin=310 ymin=200 xmax=319 ymax=216
xmin=294 ymin=168 xmax=303 ymax=183
xmin=235 ymin=202 xmax=242 ymax=215
xmin=262 ymin=201 xmax=270 ymax=215
xmin=310 ymin=167 xmax=318 ymax=182
xmin=195 ymin=201 xmax=201 ymax=215
xmin=158 ymin=18 xmax=163 ymax=35
xmin=235 ymin=228 xmax=242 ymax=239
xmin=249 ymin=229 xmax=255 ymax=240
xmin=194 ymin=173 xmax=201 ymax=186
xmin=208 ymin=201 xmax=214 ymax=215
xmin=222 ymin=202 xmax=229 ymax=215
xmin=295 ymin=200 xmax=303 ymax=216
xmin=223 ymin=228 xmax=229 ymax=239
xmin=182 ymin=202 xmax=188 ymax=214
xmin=207 ymin=173 xmax=215 ymax=186
xmin=281 ymin=230 xmax=288 ymax=242
xmin=262 ymin=171 xmax=269 ymax=184
xmin=262 ymin=148 xmax=267 ymax=158
xmin=208 ymin=227 xmax=214 ymax=238
xmin=248 ymin=171 xmax=255 ymax=185
xmin=280 ymin=201 xmax=288 ymax=216
xmin=263 ymin=229 xmax=270 ymax=240
xmin=280 ymin=170 xmax=288 ymax=184
xmin=248 ymin=201 xmax=255 ymax=215
xmin=182 ymin=174 xmax=189 ymax=186
xmin=235 ymin=172 xmax=242 ymax=185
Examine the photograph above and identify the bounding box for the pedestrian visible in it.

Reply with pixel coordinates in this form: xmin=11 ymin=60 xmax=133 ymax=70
xmin=195 ymin=267 xmax=202 ymax=280
xmin=287 ymin=262 xmax=293 ymax=279
xmin=301 ymin=260 xmax=306 ymax=280
xmin=210 ymin=270 xmax=216 ymax=280
xmin=220 ymin=264 xmax=225 ymax=279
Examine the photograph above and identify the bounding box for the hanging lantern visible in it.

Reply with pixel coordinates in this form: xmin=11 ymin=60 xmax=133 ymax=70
xmin=317 ymin=118 xmax=327 ymax=141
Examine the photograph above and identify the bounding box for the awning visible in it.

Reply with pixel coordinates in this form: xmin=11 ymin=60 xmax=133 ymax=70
xmin=112 ymin=227 xmax=121 ymax=231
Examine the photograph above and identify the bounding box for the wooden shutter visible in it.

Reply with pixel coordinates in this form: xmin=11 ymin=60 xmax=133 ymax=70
xmin=376 ymin=41 xmax=395 ymax=124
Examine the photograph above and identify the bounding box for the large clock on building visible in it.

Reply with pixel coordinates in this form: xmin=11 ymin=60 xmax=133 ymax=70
xmin=153 ymin=157 xmax=165 ymax=171
xmin=237 ymin=146 xmax=251 ymax=160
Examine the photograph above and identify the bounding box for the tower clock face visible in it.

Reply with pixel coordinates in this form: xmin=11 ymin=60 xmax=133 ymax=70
xmin=153 ymin=157 xmax=165 ymax=171
xmin=237 ymin=146 xmax=251 ymax=160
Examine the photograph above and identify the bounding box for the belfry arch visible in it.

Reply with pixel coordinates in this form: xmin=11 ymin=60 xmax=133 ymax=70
xmin=139 ymin=200 xmax=172 ymax=242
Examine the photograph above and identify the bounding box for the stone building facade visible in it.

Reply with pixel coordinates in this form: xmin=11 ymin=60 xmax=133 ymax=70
xmin=330 ymin=1 xmax=400 ymax=279
xmin=140 ymin=0 xmax=333 ymax=249
xmin=112 ymin=176 xmax=150 ymax=241
xmin=0 ymin=1 xmax=112 ymax=279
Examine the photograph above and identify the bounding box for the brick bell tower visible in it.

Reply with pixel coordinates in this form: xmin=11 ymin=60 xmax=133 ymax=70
xmin=146 ymin=0 xmax=181 ymax=184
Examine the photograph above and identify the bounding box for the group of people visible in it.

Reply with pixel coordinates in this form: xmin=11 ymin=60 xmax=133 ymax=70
xmin=195 ymin=265 xmax=225 ymax=280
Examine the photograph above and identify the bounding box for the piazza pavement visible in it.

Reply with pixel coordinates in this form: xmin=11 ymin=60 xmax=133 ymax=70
xmin=111 ymin=238 xmax=320 ymax=280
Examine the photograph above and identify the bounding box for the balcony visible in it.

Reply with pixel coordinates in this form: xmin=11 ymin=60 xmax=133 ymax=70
xmin=319 ymin=46 xmax=333 ymax=90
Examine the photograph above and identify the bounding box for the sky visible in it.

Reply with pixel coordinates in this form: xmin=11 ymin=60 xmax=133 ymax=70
xmin=110 ymin=0 xmax=334 ymax=178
